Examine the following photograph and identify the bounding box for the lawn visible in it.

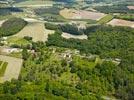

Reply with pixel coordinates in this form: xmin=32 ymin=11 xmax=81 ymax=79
xmin=0 ymin=61 xmax=8 ymax=77
xmin=97 ymin=14 xmax=114 ymax=24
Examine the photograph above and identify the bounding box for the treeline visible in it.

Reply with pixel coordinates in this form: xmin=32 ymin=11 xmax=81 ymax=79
xmin=115 ymin=14 xmax=134 ymax=21
xmin=94 ymin=5 xmax=134 ymax=14
xmin=0 ymin=18 xmax=27 ymax=37
xmin=45 ymin=23 xmax=84 ymax=35
xmin=0 ymin=7 xmax=23 ymax=16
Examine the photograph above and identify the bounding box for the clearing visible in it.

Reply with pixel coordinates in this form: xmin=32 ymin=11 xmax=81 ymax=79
xmin=60 ymin=8 xmax=106 ymax=21
xmin=0 ymin=55 xmax=23 ymax=83
xmin=107 ymin=19 xmax=134 ymax=28
xmin=62 ymin=32 xmax=88 ymax=40
xmin=13 ymin=22 xmax=54 ymax=42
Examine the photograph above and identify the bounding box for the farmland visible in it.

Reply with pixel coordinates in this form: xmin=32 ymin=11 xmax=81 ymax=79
xmin=0 ymin=55 xmax=23 ymax=83
xmin=13 ymin=22 xmax=54 ymax=42
xmin=107 ymin=19 xmax=134 ymax=28
xmin=127 ymin=6 xmax=134 ymax=10
xmin=60 ymin=8 xmax=106 ymax=21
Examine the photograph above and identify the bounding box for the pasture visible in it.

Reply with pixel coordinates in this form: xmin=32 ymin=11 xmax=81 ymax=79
xmin=13 ymin=22 xmax=54 ymax=42
xmin=107 ymin=19 xmax=134 ymax=28
xmin=60 ymin=8 xmax=106 ymax=21
xmin=62 ymin=32 xmax=88 ymax=40
xmin=0 ymin=55 xmax=23 ymax=83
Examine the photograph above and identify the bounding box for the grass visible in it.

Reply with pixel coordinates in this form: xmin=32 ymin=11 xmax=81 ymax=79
xmin=0 ymin=61 xmax=8 ymax=77
xmin=73 ymin=56 xmax=96 ymax=69
xmin=59 ymin=72 xmax=79 ymax=85
xmin=7 ymin=36 xmax=31 ymax=46
xmin=97 ymin=14 xmax=114 ymax=24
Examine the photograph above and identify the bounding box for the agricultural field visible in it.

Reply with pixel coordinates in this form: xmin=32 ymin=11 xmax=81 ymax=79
xmin=62 ymin=32 xmax=88 ymax=40
xmin=127 ymin=6 xmax=134 ymax=10
xmin=13 ymin=22 xmax=54 ymax=42
xmin=0 ymin=55 xmax=23 ymax=83
xmin=107 ymin=19 xmax=134 ymax=28
xmin=14 ymin=0 xmax=54 ymax=8
xmin=97 ymin=14 xmax=114 ymax=24
xmin=60 ymin=8 xmax=106 ymax=21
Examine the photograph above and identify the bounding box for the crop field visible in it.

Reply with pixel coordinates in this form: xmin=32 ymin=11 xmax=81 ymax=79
xmin=98 ymin=14 xmax=114 ymax=24
xmin=107 ymin=19 xmax=134 ymax=28
xmin=13 ymin=22 xmax=54 ymax=42
xmin=127 ymin=6 xmax=134 ymax=10
xmin=0 ymin=55 xmax=23 ymax=83
xmin=14 ymin=0 xmax=54 ymax=7
xmin=60 ymin=8 xmax=106 ymax=21
xmin=62 ymin=32 xmax=88 ymax=40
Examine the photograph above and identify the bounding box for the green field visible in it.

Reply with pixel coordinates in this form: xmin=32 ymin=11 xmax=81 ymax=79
xmin=7 ymin=36 xmax=31 ymax=47
xmin=0 ymin=61 xmax=8 ymax=77
xmin=98 ymin=14 xmax=114 ymax=24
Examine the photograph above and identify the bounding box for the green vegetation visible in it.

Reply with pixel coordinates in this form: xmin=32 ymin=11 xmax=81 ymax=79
xmin=46 ymin=25 xmax=134 ymax=99
xmin=115 ymin=14 xmax=134 ymax=21
xmin=34 ymin=7 xmax=67 ymax=22
xmin=45 ymin=23 xmax=83 ymax=35
xmin=0 ymin=61 xmax=8 ymax=77
xmin=98 ymin=14 xmax=114 ymax=24
xmin=94 ymin=5 xmax=134 ymax=14
xmin=7 ymin=37 xmax=31 ymax=47
xmin=0 ymin=18 xmax=27 ymax=37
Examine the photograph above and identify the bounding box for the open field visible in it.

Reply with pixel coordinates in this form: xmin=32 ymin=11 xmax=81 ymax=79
xmin=107 ymin=19 xmax=134 ymax=28
xmin=0 ymin=55 xmax=23 ymax=83
xmin=127 ymin=6 xmax=134 ymax=10
xmin=13 ymin=22 xmax=54 ymax=42
xmin=98 ymin=14 xmax=114 ymax=24
xmin=7 ymin=36 xmax=31 ymax=46
xmin=60 ymin=8 xmax=106 ymax=21
xmin=62 ymin=32 xmax=88 ymax=40
xmin=14 ymin=0 xmax=54 ymax=8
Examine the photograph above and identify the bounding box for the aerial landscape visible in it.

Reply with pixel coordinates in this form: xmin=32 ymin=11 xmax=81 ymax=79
xmin=0 ymin=0 xmax=134 ymax=100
